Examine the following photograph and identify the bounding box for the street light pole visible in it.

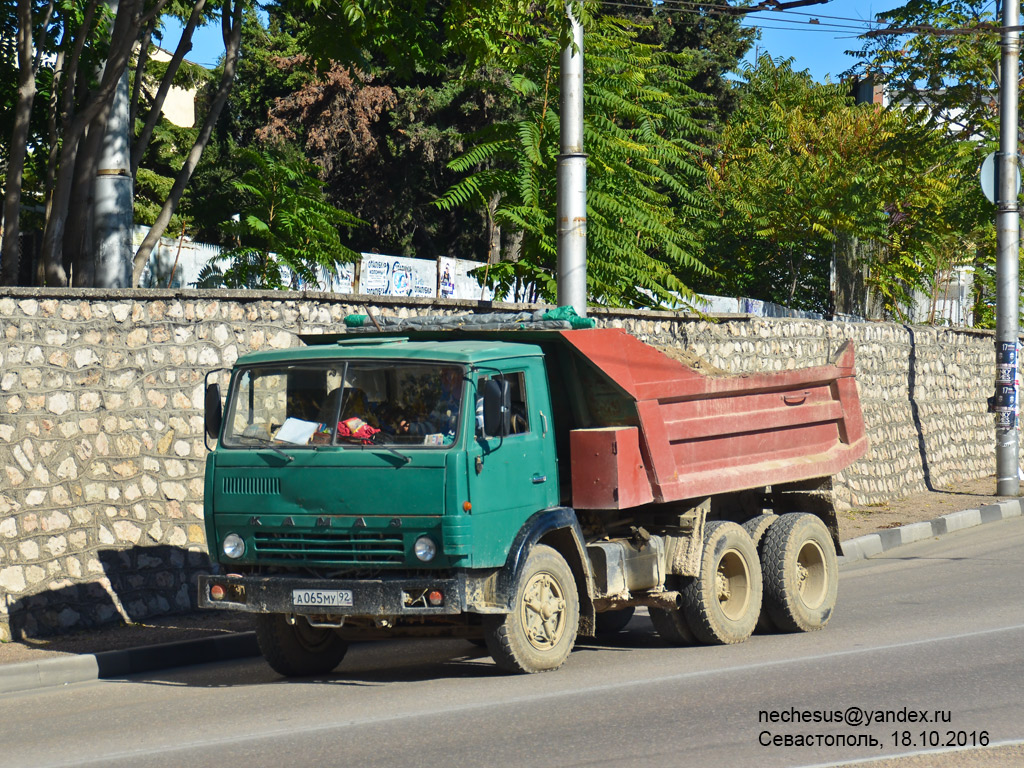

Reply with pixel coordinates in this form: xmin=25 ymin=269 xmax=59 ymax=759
xmin=93 ymin=0 xmax=133 ymax=288
xmin=556 ymin=4 xmax=587 ymax=316
xmin=995 ymin=0 xmax=1021 ymax=496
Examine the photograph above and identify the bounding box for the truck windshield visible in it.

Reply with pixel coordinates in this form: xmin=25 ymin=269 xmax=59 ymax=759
xmin=221 ymin=361 xmax=466 ymax=448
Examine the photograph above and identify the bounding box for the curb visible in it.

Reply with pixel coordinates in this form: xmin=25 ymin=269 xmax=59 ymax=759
xmin=0 ymin=631 xmax=259 ymax=696
xmin=2 ymin=501 xmax=1022 ymax=696
xmin=838 ymin=498 xmax=1024 ymax=563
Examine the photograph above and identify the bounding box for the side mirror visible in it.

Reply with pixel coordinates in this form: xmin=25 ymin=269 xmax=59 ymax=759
xmin=205 ymin=383 xmax=223 ymax=440
xmin=481 ymin=378 xmax=511 ymax=438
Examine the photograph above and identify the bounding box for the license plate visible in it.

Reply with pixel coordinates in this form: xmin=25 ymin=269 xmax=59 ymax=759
xmin=291 ymin=589 xmax=353 ymax=607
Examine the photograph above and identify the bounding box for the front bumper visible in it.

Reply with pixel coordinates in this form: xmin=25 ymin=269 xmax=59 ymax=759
xmin=198 ymin=573 xmax=469 ymax=617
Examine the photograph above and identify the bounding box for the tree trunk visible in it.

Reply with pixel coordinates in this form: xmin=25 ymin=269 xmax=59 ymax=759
xmin=0 ymin=0 xmax=37 ymax=285
xmin=486 ymin=192 xmax=501 ymax=265
xmin=66 ymin=119 xmax=108 ymax=287
xmin=129 ymin=20 xmax=155 ymax=131
xmin=132 ymin=0 xmax=244 ymax=286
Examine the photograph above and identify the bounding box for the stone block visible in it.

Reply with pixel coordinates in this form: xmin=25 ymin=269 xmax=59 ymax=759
xmin=161 ymin=482 xmax=187 ymax=501
xmin=0 ymin=565 xmax=26 ymax=593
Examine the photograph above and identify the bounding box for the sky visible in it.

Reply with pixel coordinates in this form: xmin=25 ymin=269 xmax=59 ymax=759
xmin=738 ymin=0 xmax=900 ymax=81
xmin=163 ymin=1 xmax=901 ymax=83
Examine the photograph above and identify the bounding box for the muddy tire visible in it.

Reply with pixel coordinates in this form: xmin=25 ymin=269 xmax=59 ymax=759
xmin=761 ymin=513 xmax=838 ymax=632
xmin=255 ymin=614 xmax=348 ymax=677
xmin=484 ymin=544 xmax=579 ymax=673
xmin=743 ymin=514 xmax=781 ymax=633
xmin=681 ymin=521 xmax=762 ymax=645
xmin=595 ymin=606 xmax=636 ymax=636
xmin=742 ymin=514 xmax=777 ymax=549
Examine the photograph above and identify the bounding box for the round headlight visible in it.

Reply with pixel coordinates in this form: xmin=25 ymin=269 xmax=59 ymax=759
xmin=413 ymin=536 xmax=437 ymax=562
xmin=222 ymin=533 xmax=245 ymax=559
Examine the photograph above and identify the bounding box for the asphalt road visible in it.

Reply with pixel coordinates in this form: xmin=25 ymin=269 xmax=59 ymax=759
xmin=3 ymin=517 xmax=1023 ymax=768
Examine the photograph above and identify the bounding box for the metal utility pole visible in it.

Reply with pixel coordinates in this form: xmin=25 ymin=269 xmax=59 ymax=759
xmin=93 ymin=0 xmax=134 ymax=288
xmin=556 ymin=4 xmax=587 ymax=316
xmin=995 ymin=0 xmax=1021 ymax=496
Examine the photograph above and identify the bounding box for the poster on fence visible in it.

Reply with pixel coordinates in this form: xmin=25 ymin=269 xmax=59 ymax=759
xmin=359 ymin=254 xmax=435 ymax=297
xmin=328 ymin=263 xmax=356 ymax=293
xmin=438 ymin=256 xmax=495 ymax=301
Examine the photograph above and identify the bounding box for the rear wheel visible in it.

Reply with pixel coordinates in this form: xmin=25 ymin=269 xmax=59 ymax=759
xmin=681 ymin=521 xmax=762 ymax=645
xmin=484 ymin=544 xmax=579 ymax=673
xmin=761 ymin=513 xmax=838 ymax=632
xmin=742 ymin=514 xmax=777 ymax=549
xmin=255 ymin=614 xmax=348 ymax=677
xmin=743 ymin=514 xmax=781 ymax=633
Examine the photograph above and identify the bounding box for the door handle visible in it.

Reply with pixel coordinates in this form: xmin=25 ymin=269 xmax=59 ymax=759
xmin=531 ymin=474 xmax=547 ymax=484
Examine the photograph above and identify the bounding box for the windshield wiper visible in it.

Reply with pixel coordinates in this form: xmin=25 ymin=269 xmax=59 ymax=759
xmin=259 ymin=443 xmax=295 ymax=462
xmin=337 ymin=434 xmax=412 ymax=465
xmin=235 ymin=434 xmax=295 ymax=462
xmin=374 ymin=441 xmax=412 ymax=465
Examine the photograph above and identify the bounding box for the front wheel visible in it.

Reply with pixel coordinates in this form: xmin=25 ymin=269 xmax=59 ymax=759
xmin=255 ymin=614 xmax=348 ymax=677
xmin=484 ymin=544 xmax=579 ymax=673
xmin=761 ymin=513 xmax=838 ymax=632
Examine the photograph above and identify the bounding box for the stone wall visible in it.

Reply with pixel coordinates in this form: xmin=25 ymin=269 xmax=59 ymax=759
xmin=0 ymin=288 xmax=1008 ymax=641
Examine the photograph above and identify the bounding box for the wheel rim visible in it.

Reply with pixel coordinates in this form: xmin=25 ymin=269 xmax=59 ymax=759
xmin=520 ymin=570 xmax=567 ymax=651
xmin=795 ymin=539 xmax=828 ymax=609
xmin=714 ymin=548 xmax=751 ymax=621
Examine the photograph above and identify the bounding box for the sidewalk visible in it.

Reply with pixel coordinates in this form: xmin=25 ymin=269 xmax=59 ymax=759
xmin=1 ymin=492 xmax=1021 ymax=696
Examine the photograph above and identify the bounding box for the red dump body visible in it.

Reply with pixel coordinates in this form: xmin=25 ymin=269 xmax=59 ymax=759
xmin=560 ymin=328 xmax=867 ymax=508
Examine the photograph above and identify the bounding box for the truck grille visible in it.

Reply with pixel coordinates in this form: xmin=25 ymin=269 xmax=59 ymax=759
xmin=252 ymin=531 xmax=405 ymax=566
xmin=223 ymin=477 xmax=280 ymax=495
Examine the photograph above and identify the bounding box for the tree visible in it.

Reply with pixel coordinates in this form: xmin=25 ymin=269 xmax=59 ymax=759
xmin=696 ymin=57 xmax=889 ymax=312
xmin=436 ymin=11 xmax=712 ymax=308
xmin=851 ymin=0 xmax=1002 ymax=140
xmin=198 ymin=146 xmax=363 ymax=289
xmin=1 ymin=0 xmax=54 ymax=285
xmin=0 ymin=0 xmax=252 ymax=287
xmin=699 ymin=55 xmax=990 ymax=320
xmin=850 ymin=0 xmax=1005 ymax=324
xmin=627 ymin=1 xmax=756 ymax=129
xmin=130 ymin=0 xmax=246 ymax=285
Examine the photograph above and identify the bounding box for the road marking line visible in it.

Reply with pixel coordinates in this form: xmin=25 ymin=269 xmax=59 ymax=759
xmin=23 ymin=622 xmax=1024 ymax=768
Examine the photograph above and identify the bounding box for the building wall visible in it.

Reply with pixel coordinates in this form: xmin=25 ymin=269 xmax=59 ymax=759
xmin=0 ymin=288 xmax=1006 ymax=640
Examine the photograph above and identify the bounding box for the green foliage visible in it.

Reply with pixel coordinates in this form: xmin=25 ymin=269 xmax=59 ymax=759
xmin=695 ymin=57 xmax=884 ymax=312
xmin=201 ymin=146 xmax=364 ymax=289
xmin=623 ymin=2 xmax=756 ymax=129
xmin=851 ymin=0 xmax=1005 ymax=324
xmin=699 ymin=54 xmax=992 ymax=320
xmin=437 ymin=11 xmax=711 ymax=308
xmin=868 ymin=124 xmax=988 ymax=321
xmin=133 ymin=117 xmax=199 ymax=231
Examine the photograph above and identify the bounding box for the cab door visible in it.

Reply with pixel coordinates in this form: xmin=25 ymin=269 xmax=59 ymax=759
xmin=465 ymin=360 xmax=558 ymax=567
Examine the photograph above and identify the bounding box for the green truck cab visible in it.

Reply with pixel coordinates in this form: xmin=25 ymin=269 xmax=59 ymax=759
xmin=199 ymin=324 xmax=867 ymax=676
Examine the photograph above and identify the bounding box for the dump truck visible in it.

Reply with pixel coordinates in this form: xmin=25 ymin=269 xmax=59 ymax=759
xmin=198 ymin=314 xmax=867 ymax=675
